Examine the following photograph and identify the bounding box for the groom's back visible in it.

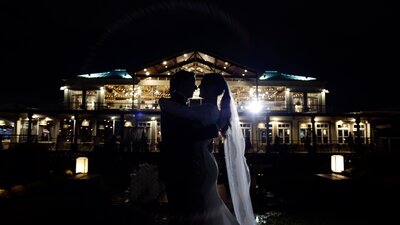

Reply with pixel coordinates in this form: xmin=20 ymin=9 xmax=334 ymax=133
xmin=160 ymin=70 xmax=198 ymax=157
xmin=160 ymin=94 xmax=196 ymax=156
xmin=159 ymin=94 xmax=199 ymax=188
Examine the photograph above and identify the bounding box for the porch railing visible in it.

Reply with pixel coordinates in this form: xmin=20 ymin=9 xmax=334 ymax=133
xmin=1 ymin=134 xmax=388 ymax=154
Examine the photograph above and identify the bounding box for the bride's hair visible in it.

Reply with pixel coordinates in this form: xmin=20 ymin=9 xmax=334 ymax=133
xmin=202 ymin=73 xmax=232 ymax=134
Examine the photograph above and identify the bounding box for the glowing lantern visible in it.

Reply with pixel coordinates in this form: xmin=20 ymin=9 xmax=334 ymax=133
xmin=124 ymin=121 xmax=133 ymax=127
xmin=75 ymin=157 xmax=89 ymax=174
xmin=331 ymin=155 xmax=344 ymax=173
xmin=39 ymin=119 xmax=47 ymax=126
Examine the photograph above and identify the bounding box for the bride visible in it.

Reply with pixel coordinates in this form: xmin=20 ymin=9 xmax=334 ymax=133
xmin=159 ymin=73 xmax=256 ymax=225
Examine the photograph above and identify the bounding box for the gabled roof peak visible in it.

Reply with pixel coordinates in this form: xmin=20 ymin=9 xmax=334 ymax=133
xmin=130 ymin=50 xmax=259 ymax=77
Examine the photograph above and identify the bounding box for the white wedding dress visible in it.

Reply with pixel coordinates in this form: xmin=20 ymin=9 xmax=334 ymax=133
xmin=160 ymin=101 xmax=240 ymax=225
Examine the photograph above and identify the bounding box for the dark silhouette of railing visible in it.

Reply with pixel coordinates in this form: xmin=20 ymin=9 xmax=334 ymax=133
xmin=61 ymin=101 xmax=327 ymax=113
xmin=1 ymin=134 xmax=385 ymax=154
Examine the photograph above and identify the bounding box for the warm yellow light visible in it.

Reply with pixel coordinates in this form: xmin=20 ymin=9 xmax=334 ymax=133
xmin=39 ymin=119 xmax=47 ymax=126
xmin=257 ymin=123 xmax=266 ymax=129
xmin=76 ymin=157 xmax=89 ymax=174
xmin=81 ymin=120 xmax=90 ymax=127
xmin=124 ymin=121 xmax=133 ymax=127
xmin=331 ymin=155 xmax=344 ymax=173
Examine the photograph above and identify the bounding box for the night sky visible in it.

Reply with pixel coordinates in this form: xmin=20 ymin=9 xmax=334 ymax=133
xmin=1 ymin=0 xmax=398 ymax=112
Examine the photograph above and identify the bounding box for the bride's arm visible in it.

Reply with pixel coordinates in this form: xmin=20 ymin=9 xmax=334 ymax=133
xmin=159 ymin=98 xmax=217 ymax=125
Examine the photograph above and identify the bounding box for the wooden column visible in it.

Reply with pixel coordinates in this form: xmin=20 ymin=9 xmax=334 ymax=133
xmin=311 ymin=115 xmax=317 ymax=153
xmin=27 ymin=111 xmax=33 ymax=143
xmin=266 ymin=114 xmax=270 ymax=152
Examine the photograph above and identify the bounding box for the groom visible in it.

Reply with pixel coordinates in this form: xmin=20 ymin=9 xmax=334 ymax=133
xmin=159 ymin=70 xmax=219 ymax=222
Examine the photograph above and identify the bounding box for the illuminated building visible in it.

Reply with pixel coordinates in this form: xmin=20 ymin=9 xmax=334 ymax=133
xmin=0 ymin=51 xmax=393 ymax=153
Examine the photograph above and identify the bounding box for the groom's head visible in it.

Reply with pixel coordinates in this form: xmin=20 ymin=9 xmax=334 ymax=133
xmin=170 ymin=70 xmax=197 ymax=99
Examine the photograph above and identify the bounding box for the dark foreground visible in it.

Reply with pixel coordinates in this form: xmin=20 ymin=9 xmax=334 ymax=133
xmin=1 ymin=150 xmax=400 ymax=225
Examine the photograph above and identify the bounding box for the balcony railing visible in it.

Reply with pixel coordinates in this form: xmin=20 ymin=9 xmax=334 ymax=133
xmin=64 ymin=101 xmax=326 ymax=113
xmin=1 ymin=134 xmax=387 ymax=154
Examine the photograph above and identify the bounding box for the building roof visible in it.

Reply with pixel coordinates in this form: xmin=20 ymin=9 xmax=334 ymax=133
xmin=77 ymin=69 xmax=131 ymax=79
xmin=259 ymin=71 xmax=317 ymax=81
xmin=129 ymin=50 xmax=259 ymax=78
xmin=73 ymin=51 xmax=318 ymax=82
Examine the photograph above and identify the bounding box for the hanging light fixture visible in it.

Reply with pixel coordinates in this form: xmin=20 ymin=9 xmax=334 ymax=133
xmin=257 ymin=123 xmax=266 ymax=129
xmin=124 ymin=121 xmax=133 ymax=127
xmin=39 ymin=119 xmax=47 ymax=126
xmin=81 ymin=119 xmax=90 ymax=127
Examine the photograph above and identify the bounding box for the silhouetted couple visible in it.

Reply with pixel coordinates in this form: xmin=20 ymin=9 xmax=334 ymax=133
xmin=159 ymin=70 xmax=256 ymax=225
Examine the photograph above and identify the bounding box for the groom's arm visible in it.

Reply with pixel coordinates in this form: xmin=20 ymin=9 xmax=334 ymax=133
xmin=163 ymin=96 xmax=219 ymax=140
xmin=190 ymin=124 xmax=219 ymax=140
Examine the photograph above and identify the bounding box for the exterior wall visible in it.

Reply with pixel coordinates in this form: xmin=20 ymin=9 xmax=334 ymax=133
xmin=321 ymin=91 xmax=326 ymax=113
xmin=0 ymin=71 xmax=392 ymax=153
xmin=0 ymin=109 xmax=388 ymax=153
xmin=62 ymin=76 xmax=327 ymax=113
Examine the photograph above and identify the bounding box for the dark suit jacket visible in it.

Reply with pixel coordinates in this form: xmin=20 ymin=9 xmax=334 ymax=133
xmin=159 ymin=93 xmax=218 ymax=185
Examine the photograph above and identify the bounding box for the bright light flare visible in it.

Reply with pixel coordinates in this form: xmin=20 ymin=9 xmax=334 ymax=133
xmin=247 ymin=101 xmax=262 ymax=113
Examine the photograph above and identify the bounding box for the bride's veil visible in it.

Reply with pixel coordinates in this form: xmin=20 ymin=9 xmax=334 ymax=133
xmin=223 ymin=84 xmax=256 ymax=225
